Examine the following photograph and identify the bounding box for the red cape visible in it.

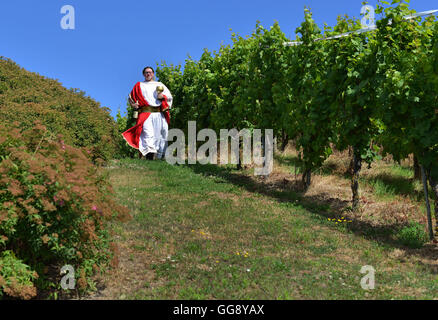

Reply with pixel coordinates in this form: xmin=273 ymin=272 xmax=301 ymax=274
xmin=122 ymin=82 xmax=170 ymax=150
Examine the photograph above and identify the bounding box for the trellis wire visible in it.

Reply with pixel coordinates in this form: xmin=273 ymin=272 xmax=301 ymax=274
xmin=284 ymin=9 xmax=438 ymax=46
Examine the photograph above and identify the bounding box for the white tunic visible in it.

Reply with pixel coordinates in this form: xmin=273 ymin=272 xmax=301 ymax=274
xmin=137 ymin=81 xmax=173 ymax=159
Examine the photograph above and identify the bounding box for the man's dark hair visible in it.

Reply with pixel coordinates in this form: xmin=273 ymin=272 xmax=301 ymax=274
xmin=143 ymin=66 xmax=154 ymax=75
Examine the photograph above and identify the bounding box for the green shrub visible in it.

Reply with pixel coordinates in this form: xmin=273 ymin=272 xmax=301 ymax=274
xmin=0 ymin=57 xmax=121 ymax=162
xmin=396 ymin=222 xmax=429 ymax=248
xmin=115 ymin=106 xmax=137 ymax=159
xmin=0 ymin=250 xmax=38 ymax=300
xmin=0 ymin=121 xmax=131 ymax=299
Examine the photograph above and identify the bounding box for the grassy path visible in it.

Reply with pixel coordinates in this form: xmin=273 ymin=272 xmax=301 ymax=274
xmin=88 ymin=158 xmax=438 ymax=299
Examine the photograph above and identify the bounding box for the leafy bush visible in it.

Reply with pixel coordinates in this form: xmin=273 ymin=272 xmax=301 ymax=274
xmin=0 ymin=57 xmax=122 ymax=162
xmin=396 ymin=222 xmax=429 ymax=249
xmin=0 ymin=250 xmax=38 ymax=300
xmin=115 ymin=105 xmax=137 ymax=159
xmin=0 ymin=121 xmax=131 ymax=299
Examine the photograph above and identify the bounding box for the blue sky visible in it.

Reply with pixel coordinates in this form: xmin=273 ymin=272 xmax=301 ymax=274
xmin=0 ymin=0 xmax=436 ymax=120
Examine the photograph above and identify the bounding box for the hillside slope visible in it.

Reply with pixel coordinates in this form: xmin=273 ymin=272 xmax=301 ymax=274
xmin=87 ymin=158 xmax=438 ymax=299
xmin=0 ymin=56 xmax=121 ymax=161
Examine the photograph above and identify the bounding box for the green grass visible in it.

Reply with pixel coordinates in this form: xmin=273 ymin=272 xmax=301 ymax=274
xmin=362 ymin=168 xmax=423 ymax=202
xmin=104 ymin=158 xmax=438 ymax=300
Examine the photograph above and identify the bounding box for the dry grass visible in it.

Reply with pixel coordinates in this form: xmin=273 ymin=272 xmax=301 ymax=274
xmin=271 ymin=145 xmax=433 ymax=231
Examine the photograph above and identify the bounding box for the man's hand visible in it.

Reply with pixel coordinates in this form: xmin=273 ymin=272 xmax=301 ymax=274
xmin=129 ymin=98 xmax=140 ymax=109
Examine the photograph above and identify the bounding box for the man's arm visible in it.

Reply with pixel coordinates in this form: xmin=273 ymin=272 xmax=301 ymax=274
xmin=128 ymin=95 xmax=140 ymax=109
xmin=159 ymin=84 xmax=173 ymax=108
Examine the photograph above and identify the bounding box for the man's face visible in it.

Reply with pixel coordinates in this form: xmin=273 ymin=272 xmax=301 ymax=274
xmin=144 ymin=68 xmax=154 ymax=82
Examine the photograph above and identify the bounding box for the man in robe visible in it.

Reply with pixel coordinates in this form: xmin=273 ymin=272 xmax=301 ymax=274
xmin=122 ymin=66 xmax=173 ymax=160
